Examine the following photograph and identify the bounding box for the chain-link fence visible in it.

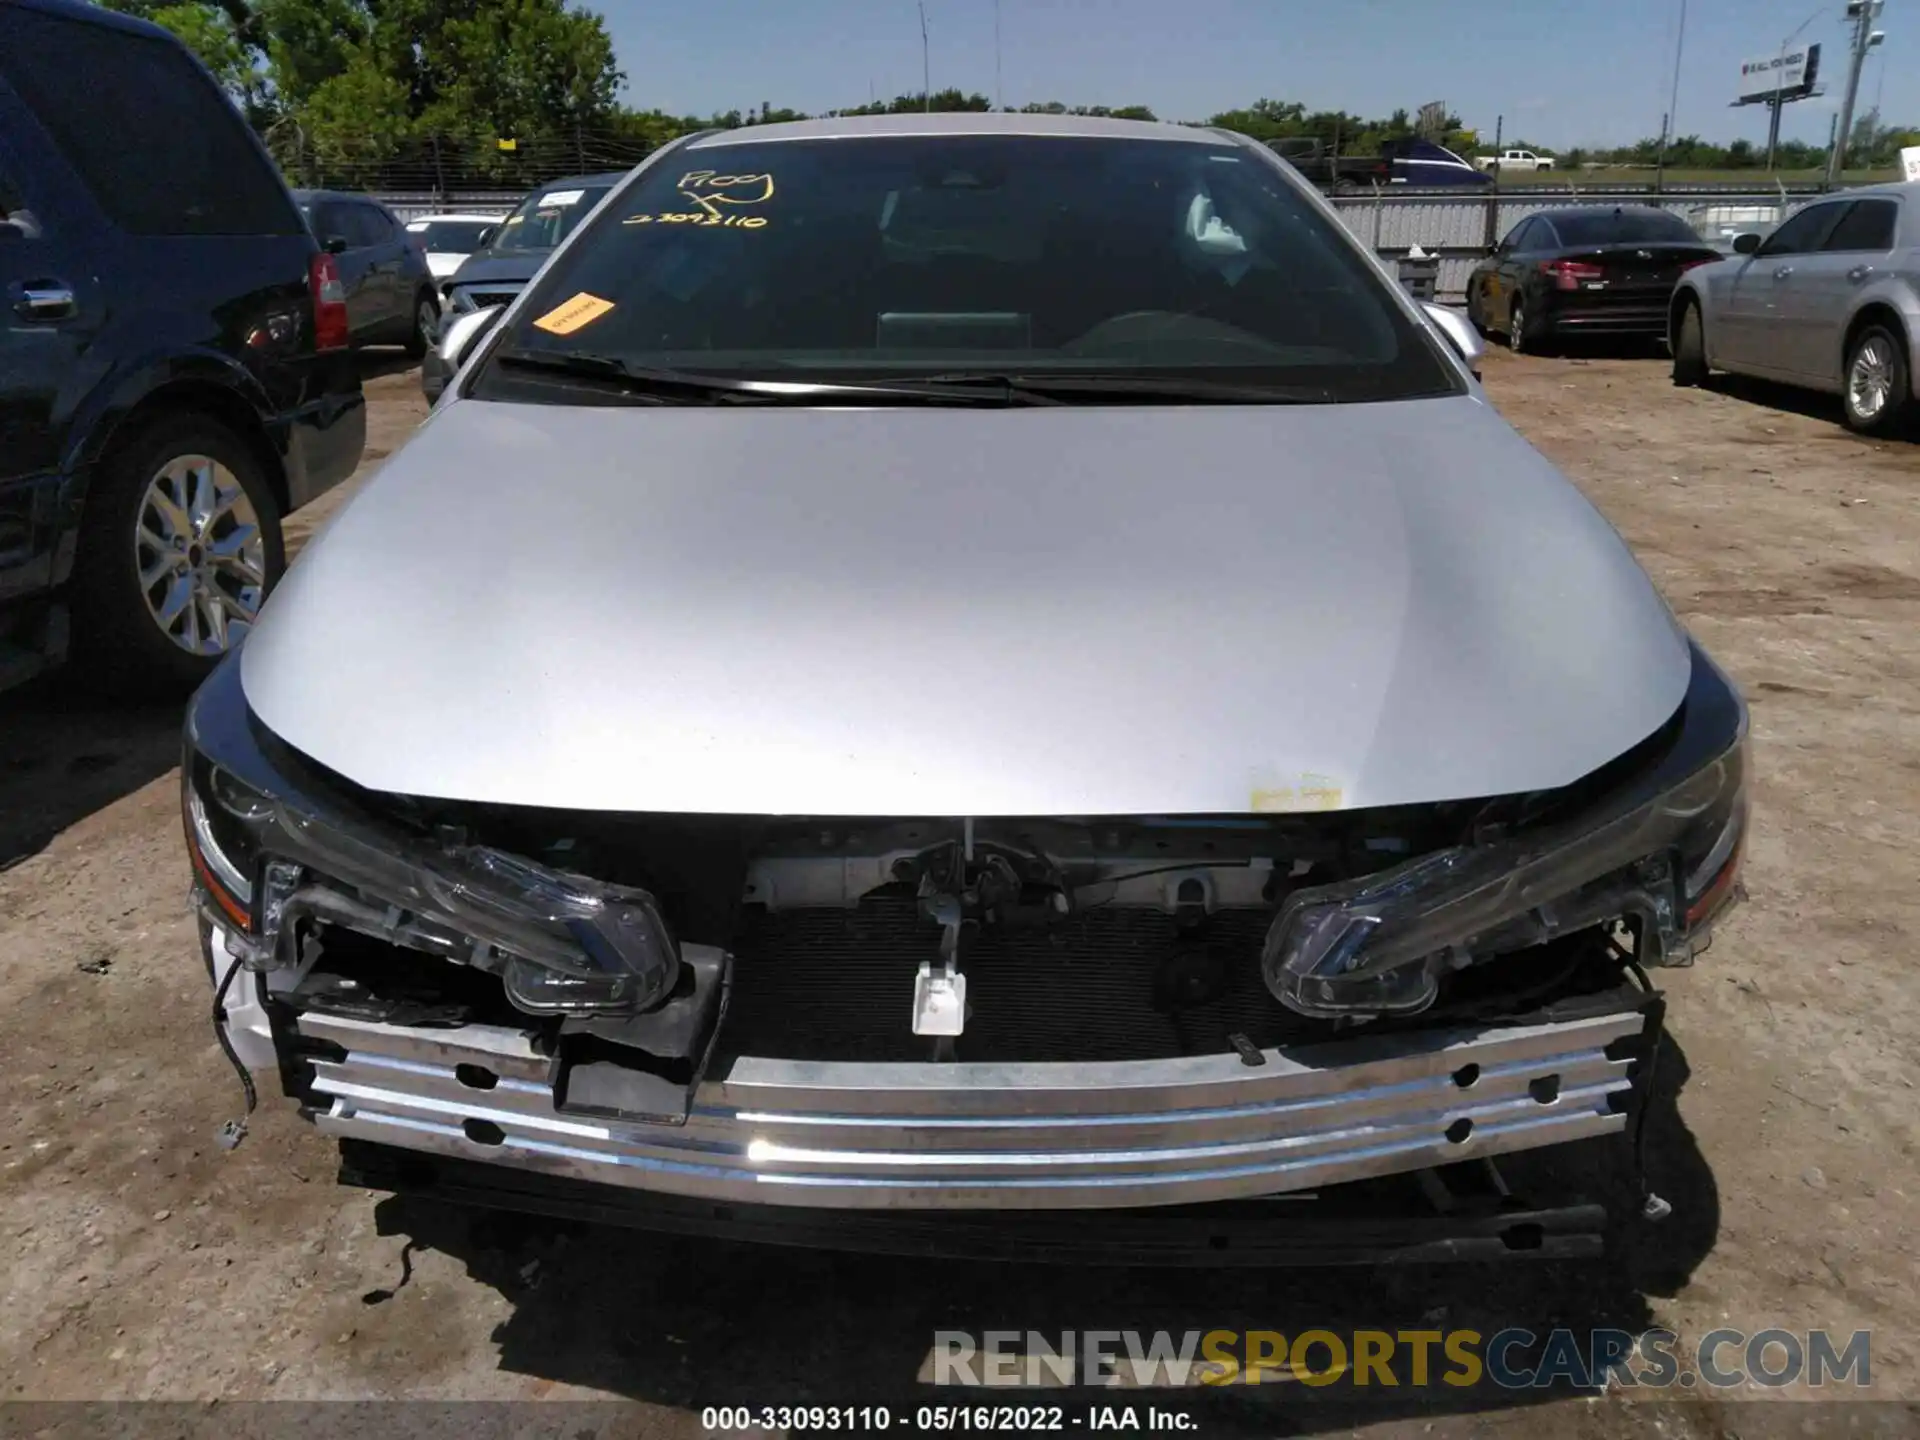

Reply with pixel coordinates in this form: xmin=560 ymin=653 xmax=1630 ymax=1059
xmin=263 ymin=121 xmax=681 ymax=196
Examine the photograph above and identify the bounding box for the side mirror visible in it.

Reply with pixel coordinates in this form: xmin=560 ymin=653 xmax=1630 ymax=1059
xmin=1732 ymin=232 xmax=1762 ymax=255
xmin=1421 ymin=300 xmax=1484 ymax=378
xmin=476 ymin=226 xmax=497 ymax=247
xmin=324 ymin=235 xmax=349 ymax=255
xmin=421 ymin=304 xmax=504 ymax=404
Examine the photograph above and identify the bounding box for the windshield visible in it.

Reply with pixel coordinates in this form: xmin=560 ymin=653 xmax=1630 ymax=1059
xmin=1554 ymin=210 xmax=1701 ymax=246
xmin=410 ymin=219 xmax=495 ymax=252
xmin=471 ymin=135 xmax=1459 ymax=404
xmin=487 ymin=184 xmax=613 ymax=253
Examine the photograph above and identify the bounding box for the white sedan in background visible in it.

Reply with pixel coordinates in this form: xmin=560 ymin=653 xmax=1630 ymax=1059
xmin=404 ymin=212 xmax=502 ymax=283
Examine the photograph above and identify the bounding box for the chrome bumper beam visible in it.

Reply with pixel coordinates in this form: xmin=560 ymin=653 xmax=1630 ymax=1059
xmin=298 ymin=1005 xmax=1646 ymax=1210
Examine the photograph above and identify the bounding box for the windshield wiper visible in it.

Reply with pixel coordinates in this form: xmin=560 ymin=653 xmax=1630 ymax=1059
xmin=492 ymin=349 xmax=1030 ymax=406
xmin=917 ymin=372 xmax=1337 ymax=405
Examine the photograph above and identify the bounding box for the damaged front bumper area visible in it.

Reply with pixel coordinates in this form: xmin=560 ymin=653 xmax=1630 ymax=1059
xmin=182 ymin=646 xmax=1746 ymax=1219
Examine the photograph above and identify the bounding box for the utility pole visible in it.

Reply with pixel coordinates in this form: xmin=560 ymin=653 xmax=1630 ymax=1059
xmin=919 ymin=0 xmax=931 ymax=112
xmin=994 ymin=0 xmax=1003 ymax=111
xmin=1655 ymin=0 xmax=1689 ymax=192
xmin=1827 ymin=0 xmax=1886 ymax=185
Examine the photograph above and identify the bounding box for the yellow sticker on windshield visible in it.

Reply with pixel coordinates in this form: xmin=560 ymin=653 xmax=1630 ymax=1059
xmin=532 ymin=292 xmax=615 ymax=335
xmin=625 ymin=169 xmax=776 ymax=230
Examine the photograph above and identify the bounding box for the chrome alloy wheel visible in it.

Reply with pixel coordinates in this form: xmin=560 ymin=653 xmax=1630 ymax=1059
xmin=134 ymin=455 xmax=266 ymax=655
xmin=1849 ymin=336 xmax=1894 ymax=422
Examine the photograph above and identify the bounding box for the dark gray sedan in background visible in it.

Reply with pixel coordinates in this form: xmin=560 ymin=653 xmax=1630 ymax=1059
xmin=1671 ymin=180 xmax=1919 ymax=435
xmin=293 ymin=188 xmax=438 ymax=355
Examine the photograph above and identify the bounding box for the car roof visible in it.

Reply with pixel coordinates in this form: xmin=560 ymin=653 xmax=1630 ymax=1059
xmin=291 ymin=189 xmax=392 ymax=205
xmin=1528 ymin=204 xmax=1684 ymax=220
xmin=8 ymin=0 xmax=178 ymax=42
xmin=1818 ymin=179 xmax=1920 ymax=202
xmin=687 ymin=111 xmax=1225 ymax=149
xmin=519 ymin=173 xmax=629 ymax=192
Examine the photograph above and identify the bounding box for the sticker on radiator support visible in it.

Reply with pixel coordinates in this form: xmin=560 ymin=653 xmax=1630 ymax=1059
xmin=531 ymin=291 xmax=616 ymax=335
xmin=1250 ymin=773 xmax=1344 ymax=813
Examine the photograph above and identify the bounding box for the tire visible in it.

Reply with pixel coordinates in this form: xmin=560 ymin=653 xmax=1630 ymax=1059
xmin=1671 ymin=299 xmax=1708 ymax=387
xmin=68 ymin=413 xmax=286 ymax=699
xmin=1508 ymin=297 xmax=1531 ymax=354
xmin=1510 ymin=296 xmax=1557 ymax=357
xmin=1841 ymin=323 xmax=1911 ymax=437
xmin=405 ymin=290 xmax=440 ymax=359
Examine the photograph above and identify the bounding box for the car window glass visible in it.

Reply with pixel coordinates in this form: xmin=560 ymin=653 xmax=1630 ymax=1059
xmin=1499 ymin=219 xmax=1531 ymax=251
xmin=1552 ymin=210 xmax=1700 ymax=246
xmin=488 ymin=185 xmax=614 ymax=252
xmin=309 ymin=202 xmax=347 ymax=245
xmin=0 ymin=9 xmax=300 ymax=237
xmin=353 ymin=205 xmax=392 ymax=248
xmin=1527 ymin=218 xmax=1558 ymax=249
xmin=0 ymin=162 xmax=42 ymax=237
xmin=411 ymin=220 xmax=494 ymax=251
xmin=1758 ymin=204 xmax=1843 ymax=257
xmin=474 ymin=135 xmax=1461 ymax=406
xmin=1822 ymin=199 xmax=1897 ymax=253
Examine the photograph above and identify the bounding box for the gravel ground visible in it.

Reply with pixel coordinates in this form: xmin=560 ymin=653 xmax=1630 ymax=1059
xmin=1 ymin=346 xmax=1916 ymax=1436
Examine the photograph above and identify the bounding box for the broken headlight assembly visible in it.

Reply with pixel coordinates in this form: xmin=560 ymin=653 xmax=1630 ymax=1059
xmin=181 ymin=750 xmax=680 ymax=1018
xmin=1263 ymin=675 xmax=1749 ymax=1020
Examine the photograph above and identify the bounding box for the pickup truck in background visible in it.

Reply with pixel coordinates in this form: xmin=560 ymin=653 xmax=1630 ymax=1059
xmin=1476 ymin=148 xmax=1556 ymax=172
xmin=1270 ymin=137 xmax=1493 ymax=192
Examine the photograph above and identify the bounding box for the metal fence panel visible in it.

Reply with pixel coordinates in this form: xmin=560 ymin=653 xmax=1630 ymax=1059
xmin=375 ymin=193 xmax=521 ymax=223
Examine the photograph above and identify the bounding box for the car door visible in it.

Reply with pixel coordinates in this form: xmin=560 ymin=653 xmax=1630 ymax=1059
xmin=1795 ymin=197 xmax=1901 ymax=387
xmin=0 ymin=120 xmax=103 ymax=616
xmin=315 ymin=201 xmax=378 ymax=338
xmin=1718 ymin=201 xmax=1846 ymax=376
xmin=357 ymin=202 xmax=407 ymax=332
xmin=1477 ymin=218 xmax=1536 ymax=320
xmin=1499 ymin=218 xmax=1550 ymax=316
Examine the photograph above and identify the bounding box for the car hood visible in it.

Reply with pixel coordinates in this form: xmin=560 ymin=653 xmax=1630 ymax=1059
xmin=241 ymin=393 xmax=1690 ymax=817
xmin=445 ymin=251 xmax=546 ymax=287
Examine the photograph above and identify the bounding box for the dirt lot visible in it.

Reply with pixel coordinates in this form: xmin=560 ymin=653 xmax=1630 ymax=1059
xmin=1 ymin=349 xmax=1917 ymax=1435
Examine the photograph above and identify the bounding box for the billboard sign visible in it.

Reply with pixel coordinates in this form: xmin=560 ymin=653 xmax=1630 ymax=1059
xmin=1735 ymin=43 xmax=1822 ymax=104
xmin=1903 ymin=146 xmax=1920 ymax=183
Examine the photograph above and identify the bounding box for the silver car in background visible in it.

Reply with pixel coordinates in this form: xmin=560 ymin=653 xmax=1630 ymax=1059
xmin=1670 ymin=180 xmax=1919 ymax=435
xmin=182 ymin=114 xmax=1748 ymax=1258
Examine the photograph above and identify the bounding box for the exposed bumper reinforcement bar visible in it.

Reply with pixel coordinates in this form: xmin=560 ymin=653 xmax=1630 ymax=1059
xmin=297 ymin=998 xmax=1650 ymax=1211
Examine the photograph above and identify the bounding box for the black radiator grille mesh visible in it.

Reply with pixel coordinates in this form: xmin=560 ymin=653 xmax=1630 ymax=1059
xmin=719 ymin=898 xmax=1329 ymax=1063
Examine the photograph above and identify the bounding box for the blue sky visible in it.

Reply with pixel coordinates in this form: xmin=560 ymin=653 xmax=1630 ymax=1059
xmin=605 ymin=0 xmax=1910 ymax=148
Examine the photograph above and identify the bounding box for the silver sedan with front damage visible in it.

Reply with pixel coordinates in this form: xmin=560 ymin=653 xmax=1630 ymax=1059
xmin=183 ymin=114 xmax=1748 ymax=1263
xmin=1671 ymin=180 xmax=1920 ymax=435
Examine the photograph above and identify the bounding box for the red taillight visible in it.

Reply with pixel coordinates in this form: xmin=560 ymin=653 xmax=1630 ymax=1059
xmin=1679 ymin=256 xmax=1716 ymax=272
xmin=309 ymin=252 xmax=349 ymax=351
xmin=1541 ymin=259 xmax=1605 ymax=291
